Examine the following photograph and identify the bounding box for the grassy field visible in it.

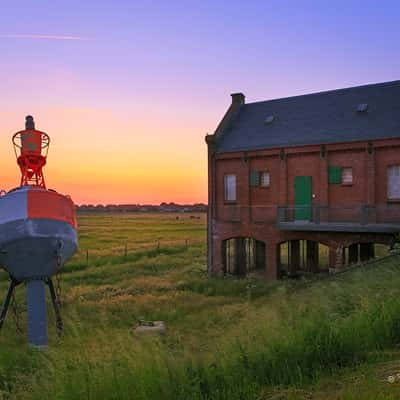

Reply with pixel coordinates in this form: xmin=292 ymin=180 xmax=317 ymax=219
xmin=0 ymin=213 xmax=400 ymax=399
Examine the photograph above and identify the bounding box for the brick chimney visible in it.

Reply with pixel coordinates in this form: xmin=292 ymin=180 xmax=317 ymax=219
xmin=231 ymin=92 xmax=245 ymax=105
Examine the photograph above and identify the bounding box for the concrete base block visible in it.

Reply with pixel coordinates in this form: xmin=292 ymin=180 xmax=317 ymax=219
xmin=135 ymin=321 xmax=166 ymax=334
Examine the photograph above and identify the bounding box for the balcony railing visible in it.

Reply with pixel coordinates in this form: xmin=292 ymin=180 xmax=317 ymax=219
xmin=216 ymin=204 xmax=400 ymax=233
xmin=277 ymin=204 xmax=400 ymax=233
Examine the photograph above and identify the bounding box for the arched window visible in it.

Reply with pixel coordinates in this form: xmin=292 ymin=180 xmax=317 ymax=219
xmin=223 ymin=238 xmax=265 ymax=276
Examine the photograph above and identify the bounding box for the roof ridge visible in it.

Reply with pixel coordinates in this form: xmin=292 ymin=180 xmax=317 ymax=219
xmin=245 ymin=80 xmax=400 ymax=106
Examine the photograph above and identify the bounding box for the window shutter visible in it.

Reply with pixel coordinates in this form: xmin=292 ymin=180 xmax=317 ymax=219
xmin=328 ymin=166 xmax=341 ymax=184
xmin=250 ymin=171 xmax=260 ymax=187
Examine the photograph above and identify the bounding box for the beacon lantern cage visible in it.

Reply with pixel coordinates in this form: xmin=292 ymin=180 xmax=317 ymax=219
xmin=12 ymin=115 xmax=50 ymax=188
xmin=0 ymin=116 xmax=78 ymax=348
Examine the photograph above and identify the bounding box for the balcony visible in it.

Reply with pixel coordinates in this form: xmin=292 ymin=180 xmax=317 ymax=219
xmin=277 ymin=204 xmax=400 ymax=233
xmin=216 ymin=204 xmax=400 ymax=234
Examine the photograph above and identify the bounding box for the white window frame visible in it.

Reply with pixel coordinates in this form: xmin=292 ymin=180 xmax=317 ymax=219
xmin=387 ymin=165 xmax=400 ymax=200
xmin=260 ymin=171 xmax=271 ymax=187
xmin=224 ymin=174 xmax=236 ymax=202
xmin=341 ymin=167 xmax=353 ymax=185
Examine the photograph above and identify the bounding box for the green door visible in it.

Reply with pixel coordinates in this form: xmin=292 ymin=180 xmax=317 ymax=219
xmin=295 ymin=176 xmax=312 ymax=220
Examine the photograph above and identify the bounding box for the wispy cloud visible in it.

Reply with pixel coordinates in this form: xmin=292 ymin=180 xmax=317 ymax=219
xmin=0 ymin=34 xmax=88 ymax=41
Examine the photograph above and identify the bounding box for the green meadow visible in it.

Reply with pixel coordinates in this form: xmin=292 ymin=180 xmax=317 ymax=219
xmin=1 ymin=213 xmax=400 ymax=399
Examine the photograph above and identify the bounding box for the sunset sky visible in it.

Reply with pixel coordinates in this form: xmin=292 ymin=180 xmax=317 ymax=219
xmin=0 ymin=1 xmax=399 ymax=205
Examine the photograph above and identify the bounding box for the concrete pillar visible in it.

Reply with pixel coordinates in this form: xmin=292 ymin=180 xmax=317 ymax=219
xmin=348 ymin=244 xmax=359 ymax=264
xmin=329 ymin=246 xmax=344 ymax=269
xmin=255 ymin=241 xmax=266 ymax=270
xmin=266 ymin=243 xmax=279 ymax=280
xmin=306 ymin=241 xmax=319 ymax=272
xmin=329 ymin=247 xmax=336 ymax=268
xmin=360 ymin=243 xmax=374 ymax=262
xmin=26 ymin=280 xmax=48 ymax=347
xmin=289 ymin=240 xmax=300 ymax=275
xmin=236 ymin=238 xmax=247 ymax=276
xmin=277 ymin=243 xmax=282 ymax=275
xmin=211 ymin=238 xmax=224 ymax=276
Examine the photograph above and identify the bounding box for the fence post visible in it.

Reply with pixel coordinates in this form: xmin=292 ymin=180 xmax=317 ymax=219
xmin=86 ymin=249 xmax=89 ymax=266
xmin=124 ymin=243 xmax=128 ymax=259
xmin=185 ymin=239 xmax=189 ymax=249
xmin=157 ymin=239 xmax=160 ymax=250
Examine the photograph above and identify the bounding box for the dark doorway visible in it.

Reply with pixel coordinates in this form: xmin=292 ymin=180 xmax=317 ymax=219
xmin=279 ymin=240 xmax=329 ymax=277
xmin=347 ymin=242 xmax=382 ymax=265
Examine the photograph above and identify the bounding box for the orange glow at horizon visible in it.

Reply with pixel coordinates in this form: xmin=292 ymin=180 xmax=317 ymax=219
xmin=0 ymin=107 xmax=209 ymax=205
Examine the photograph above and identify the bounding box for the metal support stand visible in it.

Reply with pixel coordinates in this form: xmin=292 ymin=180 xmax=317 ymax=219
xmin=26 ymin=280 xmax=48 ymax=347
xmin=0 ymin=279 xmax=19 ymax=330
xmin=47 ymin=278 xmax=64 ymax=336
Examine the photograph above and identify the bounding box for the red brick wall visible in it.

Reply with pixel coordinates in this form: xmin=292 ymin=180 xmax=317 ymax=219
xmin=249 ymin=155 xmax=279 ymax=222
xmin=209 ymin=138 xmax=400 ymax=279
xmin=328 ymin=149 xmax=366 ymax=205
xmin=215 ymin=158 xmax=248 ymax=222
xmin=214 ymin=139 xmax=400 ymax=211
xmin=375 ymin=145 xmax=400 ymax=204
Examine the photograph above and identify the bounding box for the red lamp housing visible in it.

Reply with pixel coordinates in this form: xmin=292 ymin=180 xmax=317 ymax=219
xmin=12 ymin=116 xmax=50 ymax=188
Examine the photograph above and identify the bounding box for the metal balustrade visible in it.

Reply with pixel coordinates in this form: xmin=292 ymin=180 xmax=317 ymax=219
xmin=216 ymin=204 xmax=400 ymax=233
xmin=277 ymin=204 xmax=400 ymax=233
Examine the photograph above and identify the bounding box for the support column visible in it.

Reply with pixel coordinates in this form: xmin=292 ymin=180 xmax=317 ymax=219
xmin=306 ymin=241 xmax=319 ymax=272
xmin=329 ymin=247 xmax=336 ymax=268
xmin=212 ymin=238 xmax=224 ymax=276
xmin=289 ymin=240 xmax=300 ymax=275
xmin=236 ymin=238 xmax=247 ymax=276
xmin=277 ymin=243 xmax=282 ymax=275
xmin=348 ymin=244 xmax=359 ymax=264
xmin=266 ymin=243 xmax=279 ymax=280
xmin=255 ymin=241 xmax=265 ymax=270
xmin=329 ymin=246 xmax=344 ymax=270
xmin=26 ymin=280 xmax=48 ymax=347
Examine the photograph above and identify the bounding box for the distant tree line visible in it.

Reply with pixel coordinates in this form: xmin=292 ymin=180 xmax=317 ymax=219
xmin=76 ymin=202 xmax=207 ymax=213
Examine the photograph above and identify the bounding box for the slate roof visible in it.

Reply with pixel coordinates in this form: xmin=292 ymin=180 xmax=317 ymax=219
xmin=215 ymin=80 xmax=400 ymax=153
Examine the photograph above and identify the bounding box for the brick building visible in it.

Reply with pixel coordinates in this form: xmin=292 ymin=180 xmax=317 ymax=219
xmin=205 ymin=81 xmax=400 ymax=279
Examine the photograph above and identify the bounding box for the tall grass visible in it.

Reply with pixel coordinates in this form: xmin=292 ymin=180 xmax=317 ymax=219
xmin=8 ymin=256 xmax=400 ymax=400
xmin=1 ymin=214 xmax=400 ymax=399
